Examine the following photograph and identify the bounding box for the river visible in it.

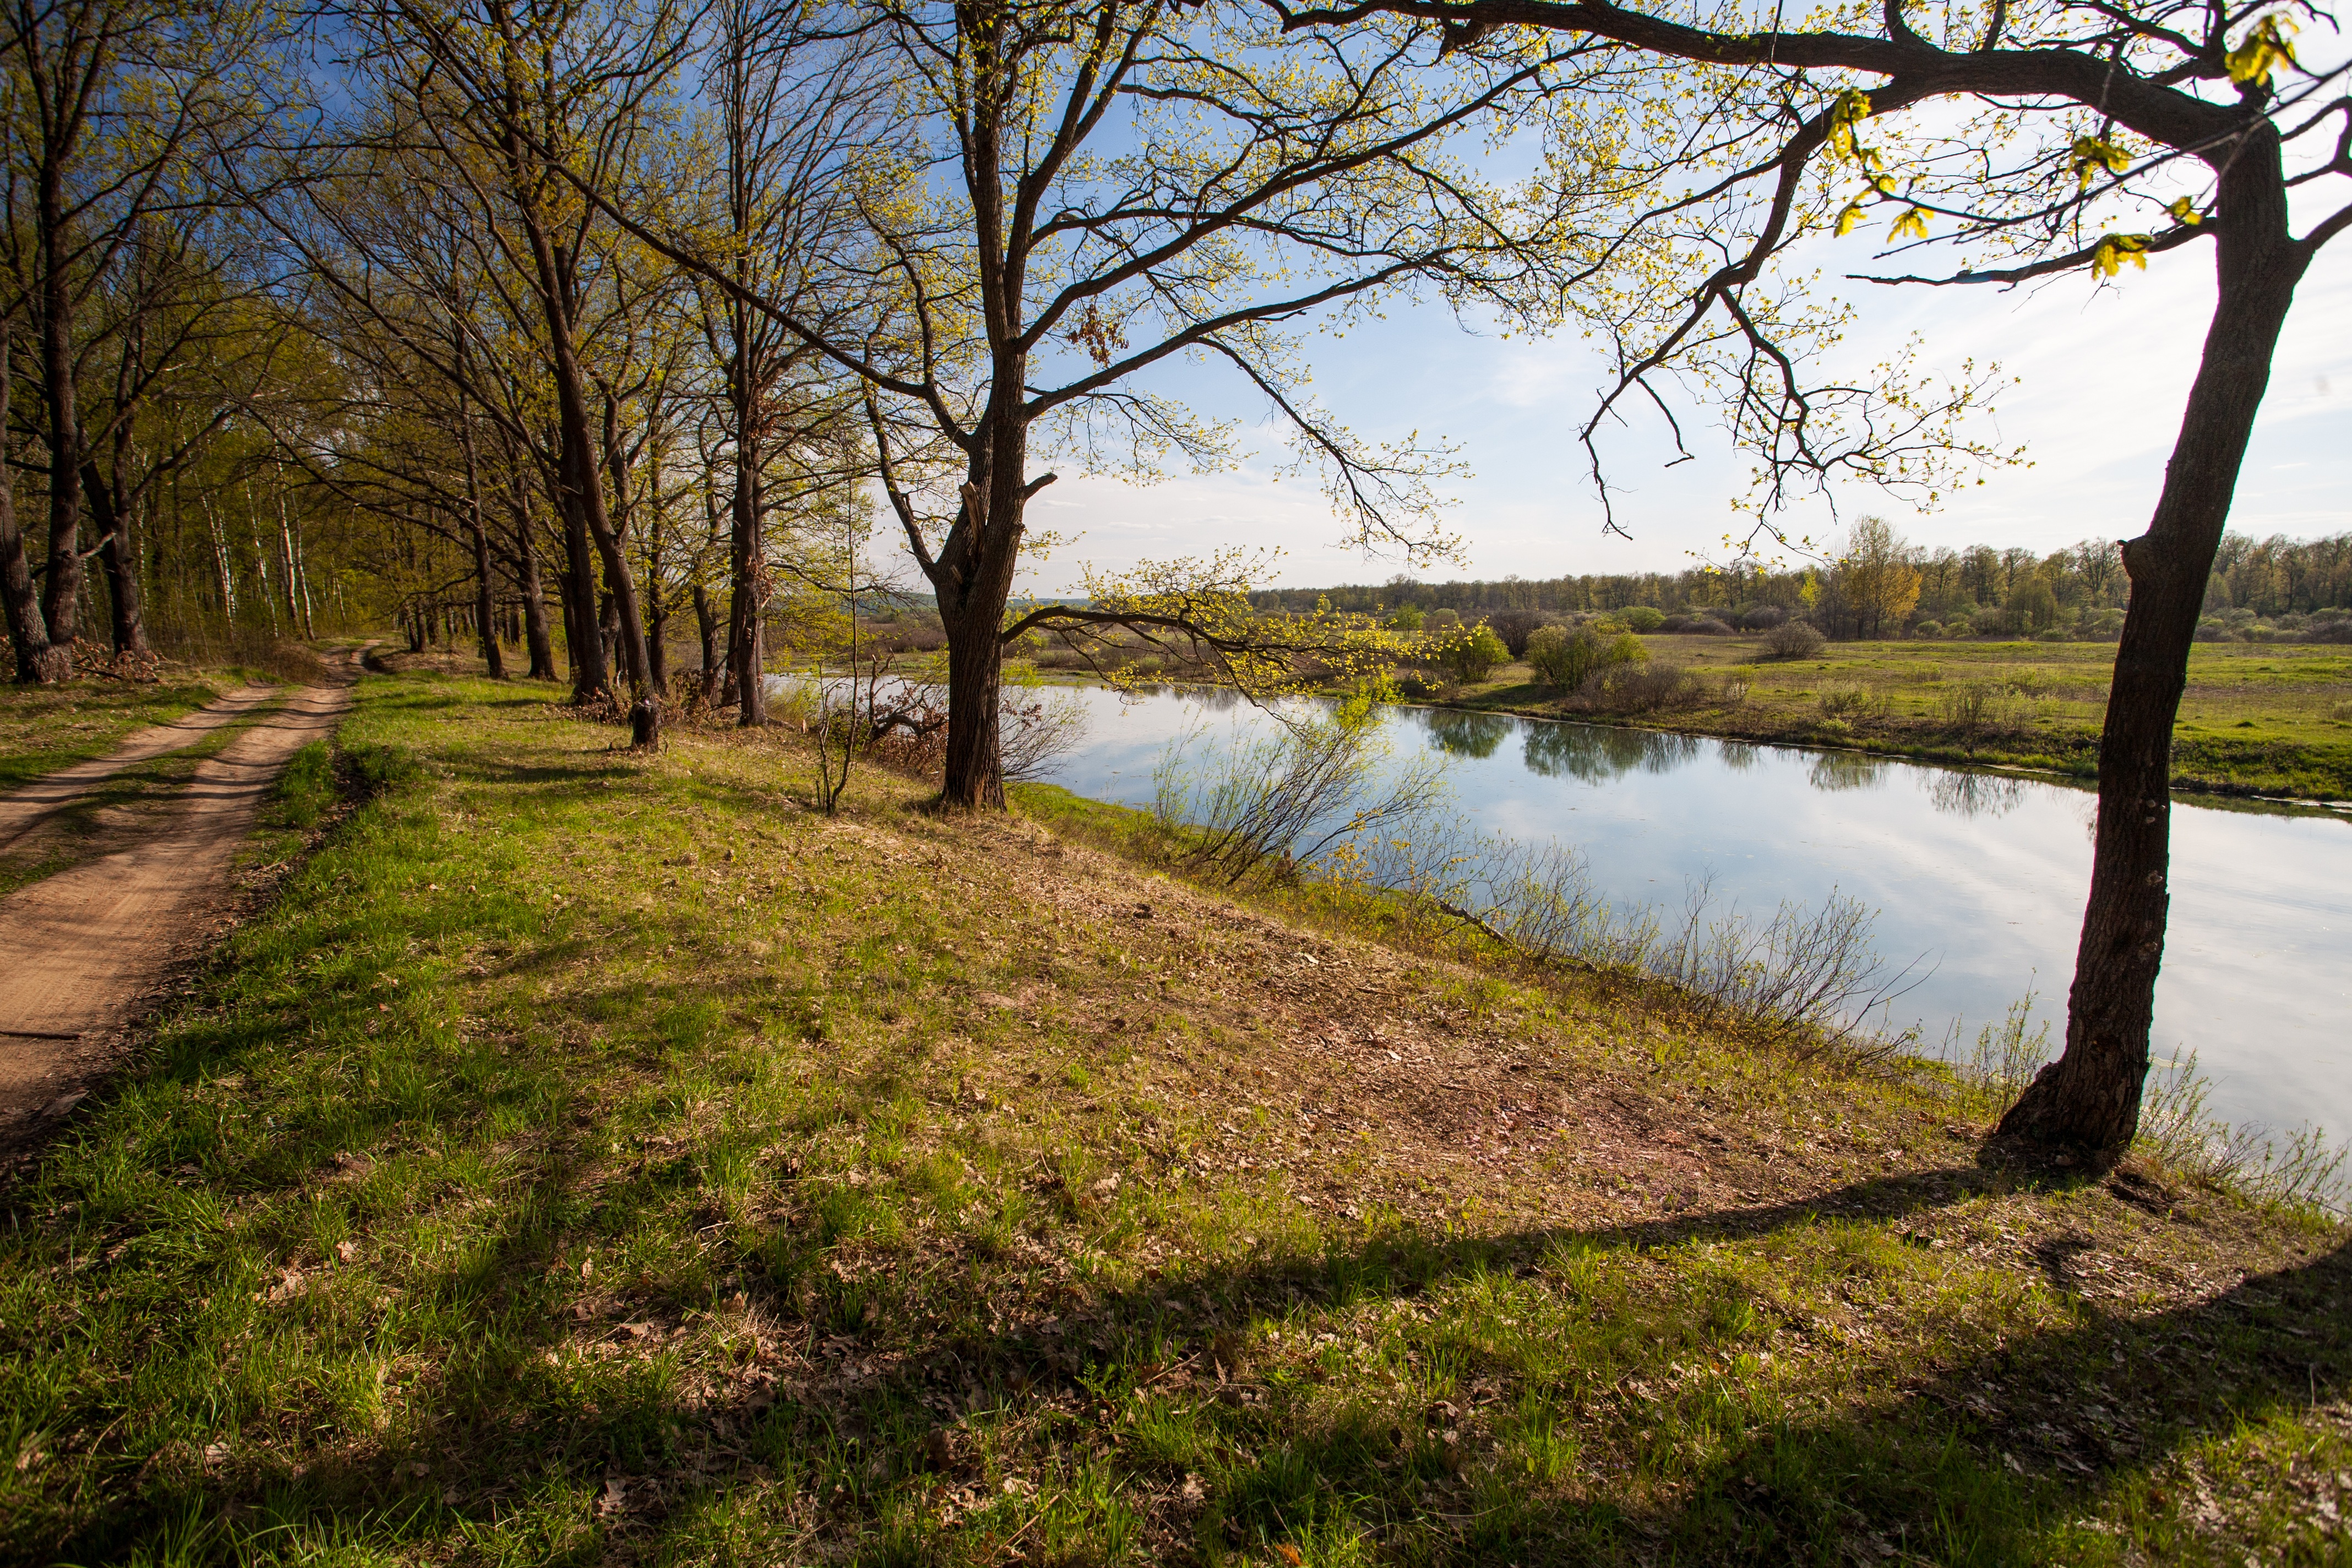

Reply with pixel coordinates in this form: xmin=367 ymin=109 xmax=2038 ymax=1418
xmin=1028 ymin=682 xmax=2352 ymax=1142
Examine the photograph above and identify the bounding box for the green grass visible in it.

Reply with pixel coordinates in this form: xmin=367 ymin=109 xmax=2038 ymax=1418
xmin=0 ymin=671 xmax=2342 ymax=1565
xmin=1444 ymin=636 xmax=2352 ymax=800
xmin=0 ymin=674 xmax=243 ymax=791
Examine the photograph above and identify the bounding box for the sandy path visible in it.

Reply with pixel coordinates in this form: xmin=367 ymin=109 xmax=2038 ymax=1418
xmin=0 ymin=683 xmax=280 ymax=850
xmin=0 ymin=663 xmax=356 ymax=1128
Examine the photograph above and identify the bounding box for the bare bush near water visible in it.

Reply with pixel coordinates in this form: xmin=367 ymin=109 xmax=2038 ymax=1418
xmin=1143 ymin=694 xmax=2348 ymax=1212
xmin=1360 ymin=829 xmax=1928 ymax=1057
xmin=1151 ymin=704 xmax=1923 ymax=1050
xmin=777 ymin=672 xmax=1085 ymax=798
xmin=1150 ymin=694 xmax=1449 ymax=885
xmin=1953 ymin=996 xmax=2348 ymax=1215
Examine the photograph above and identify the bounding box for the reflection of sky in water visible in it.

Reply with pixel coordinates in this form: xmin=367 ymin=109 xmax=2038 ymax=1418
xmin=1038 ymin=685 xmax=2352 ymax=1140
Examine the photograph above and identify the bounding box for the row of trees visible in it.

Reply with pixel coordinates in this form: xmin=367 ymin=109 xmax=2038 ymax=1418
xmin=4 ymin=0 xmax=2344 ymax=1155
xmin=1257 ymin=527 xmax=2351 ymax=639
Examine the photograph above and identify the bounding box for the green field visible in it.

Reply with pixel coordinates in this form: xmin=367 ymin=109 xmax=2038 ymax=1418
xmin=1442 ymin=636 xmax=2352 ymax=801
xmin=0 ymin=669 xmax=2342 ymax=1565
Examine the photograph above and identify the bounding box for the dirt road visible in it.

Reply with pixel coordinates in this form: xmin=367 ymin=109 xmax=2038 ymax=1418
xmin=0 ymin=665 xmax=356 ymax=1132
xmin=0 ymin=683 xmax=280 ymax=850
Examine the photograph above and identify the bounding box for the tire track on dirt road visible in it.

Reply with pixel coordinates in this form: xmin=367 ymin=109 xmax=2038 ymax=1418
xmin=0 ymin=658 xmax=358 ymax=1135
xmin=0 ymin=683 xmax=281 ymax=850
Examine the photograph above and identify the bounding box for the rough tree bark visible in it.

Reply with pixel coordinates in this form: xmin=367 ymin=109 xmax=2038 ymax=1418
xmin=524 ymin=210 xmax=655 ymax=741
xmin=554 ymin=468 xmax=604 ymax=700
xmin=725 ymin=401 xmax=766 ymax=728
xmin=80 ymin=463 xmax=148 ymax=656
xmin=508 ymin=472 xmax=558 ymax=679
xmin=0 ymin=320 xmax=65 ymax=682
xmin=1997 ymin=125 xmax=2308 ymax=1149
xmin=693 ymin=581 xmax=720 ymax=706
xmin=35 ymin=154 xmax=85 ymax=671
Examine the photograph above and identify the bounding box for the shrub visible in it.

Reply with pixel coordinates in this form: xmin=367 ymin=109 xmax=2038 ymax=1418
xmin=1738 ymin=605 xmax=1787 ymax=630
xmin=1912 ymin=620 xmax=1941 ymax=638
xmin=1937 ymin=683 xmax=2002 ymax=731
xmin=2312 ymin=617 xmax=2352 ymax=644
xmin=1150 ymin=694 xmax=1447 ymax=885
xmin=1590 ymin=661 xmax=1700 ymax=713
xmin=1439 ymin=623 xmax=1511 ymax=683
xmin=1762 ymin=620 xmax=1826 ymax=659
xmin=1816 ymin=682 xmax=1872 ymax=718
xmin=1689 ymin=616 xmax=1733 ymax=635
xmin=1623 ymin=606 xmax=1665 ymax=633
xmin=1486 ymin=608 xmax=1550 ymax=657
xmin=1526 ymin=624 xmax=1600 ymax=689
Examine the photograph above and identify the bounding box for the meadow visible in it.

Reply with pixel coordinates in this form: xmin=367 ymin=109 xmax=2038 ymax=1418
xmin=0 ymin=667 xmax=2343 ymax=1564
xmin=1440 ymin=636 xmax=2352 ymax=801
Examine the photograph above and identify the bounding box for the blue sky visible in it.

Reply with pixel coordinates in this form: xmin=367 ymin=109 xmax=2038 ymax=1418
xmin=1023 ymin=235 xmax=2352 ymax=592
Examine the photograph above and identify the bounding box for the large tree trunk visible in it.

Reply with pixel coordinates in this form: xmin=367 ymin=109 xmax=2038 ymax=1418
xmin=0 ymin=319 xmax=65 ymax=683
xmin=460 ymin=412 xmax=504 ymax=680
xmin=36 ymin=164 xmax=83 ymax=671
xmin=939 ymin=597 xmax=1008 ymax=808
xmin=558 ymin=474 xmax=605 ymax=701
xmin=726 ymin=431 xmax=766 ymax=727
xmin=934 ymin=407 xmax=1030 ymax=809
xmin=513 ymin=184 xmax=652 ymax=740
xmin=1997 ymin=127 xmax=2306 ymax=1151
xmin=82 ymin=463 xmax=149 ymax=657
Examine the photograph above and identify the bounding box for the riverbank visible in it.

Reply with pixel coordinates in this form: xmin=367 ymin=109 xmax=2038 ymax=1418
xmin=2 ymin=668 xmax=2343 ymax=1564
xmin=1433 ymin=635 xmax=2352 ymax=802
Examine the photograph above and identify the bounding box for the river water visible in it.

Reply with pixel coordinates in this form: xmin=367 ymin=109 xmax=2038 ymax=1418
xmin=1030 ymin=683 xmax=2352 ymax=1141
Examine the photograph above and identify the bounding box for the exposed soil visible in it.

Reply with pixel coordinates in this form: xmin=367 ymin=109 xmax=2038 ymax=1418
xmin=0 ymin=656 xmax=357 ymax=1138
xmin=0 ymin=682 xmax=279 ymax=850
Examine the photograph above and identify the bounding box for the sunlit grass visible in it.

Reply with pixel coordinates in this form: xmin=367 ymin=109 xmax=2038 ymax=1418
xmin=0 ymin=671 xmax=2340 ymax=1565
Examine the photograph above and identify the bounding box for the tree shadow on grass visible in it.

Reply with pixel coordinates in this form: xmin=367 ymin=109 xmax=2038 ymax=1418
xmin=40 ymin=1077 xmax=2345 ymax=1567
xmin=29 ymin=921 xmax=2342 ymax=1568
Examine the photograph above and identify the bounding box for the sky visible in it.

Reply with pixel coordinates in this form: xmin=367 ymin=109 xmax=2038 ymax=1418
xmin=1017 ymin=226 xmax=2352 ymax=595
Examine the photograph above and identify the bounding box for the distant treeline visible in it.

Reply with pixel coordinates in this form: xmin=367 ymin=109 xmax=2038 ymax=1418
xmin=1248 ymin=529 xmax=2352 ymax=641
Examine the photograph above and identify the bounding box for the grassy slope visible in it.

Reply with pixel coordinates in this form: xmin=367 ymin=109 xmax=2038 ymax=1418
xmin=0 ymin=673 xmax=245 ymax=792
xmin=1441 ymin=636 xmax=2352 ymax=801
xmin=0 ymin=672 xmax=2344 ymax=1566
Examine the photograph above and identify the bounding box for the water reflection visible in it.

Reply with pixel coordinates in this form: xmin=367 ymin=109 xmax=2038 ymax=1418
xmin=1036 ymin=680 xmax=2352 ymax=1138
xmin=1929 ymin=770 xmax=2027 ymax=820
xmin=1422 ymin=708 xmax=1513 ymax=759
xmin=1521 ymin=721 xmax=1700 ymax=781
xmin=1808 ymin=752 xmax=1891 ymax=793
